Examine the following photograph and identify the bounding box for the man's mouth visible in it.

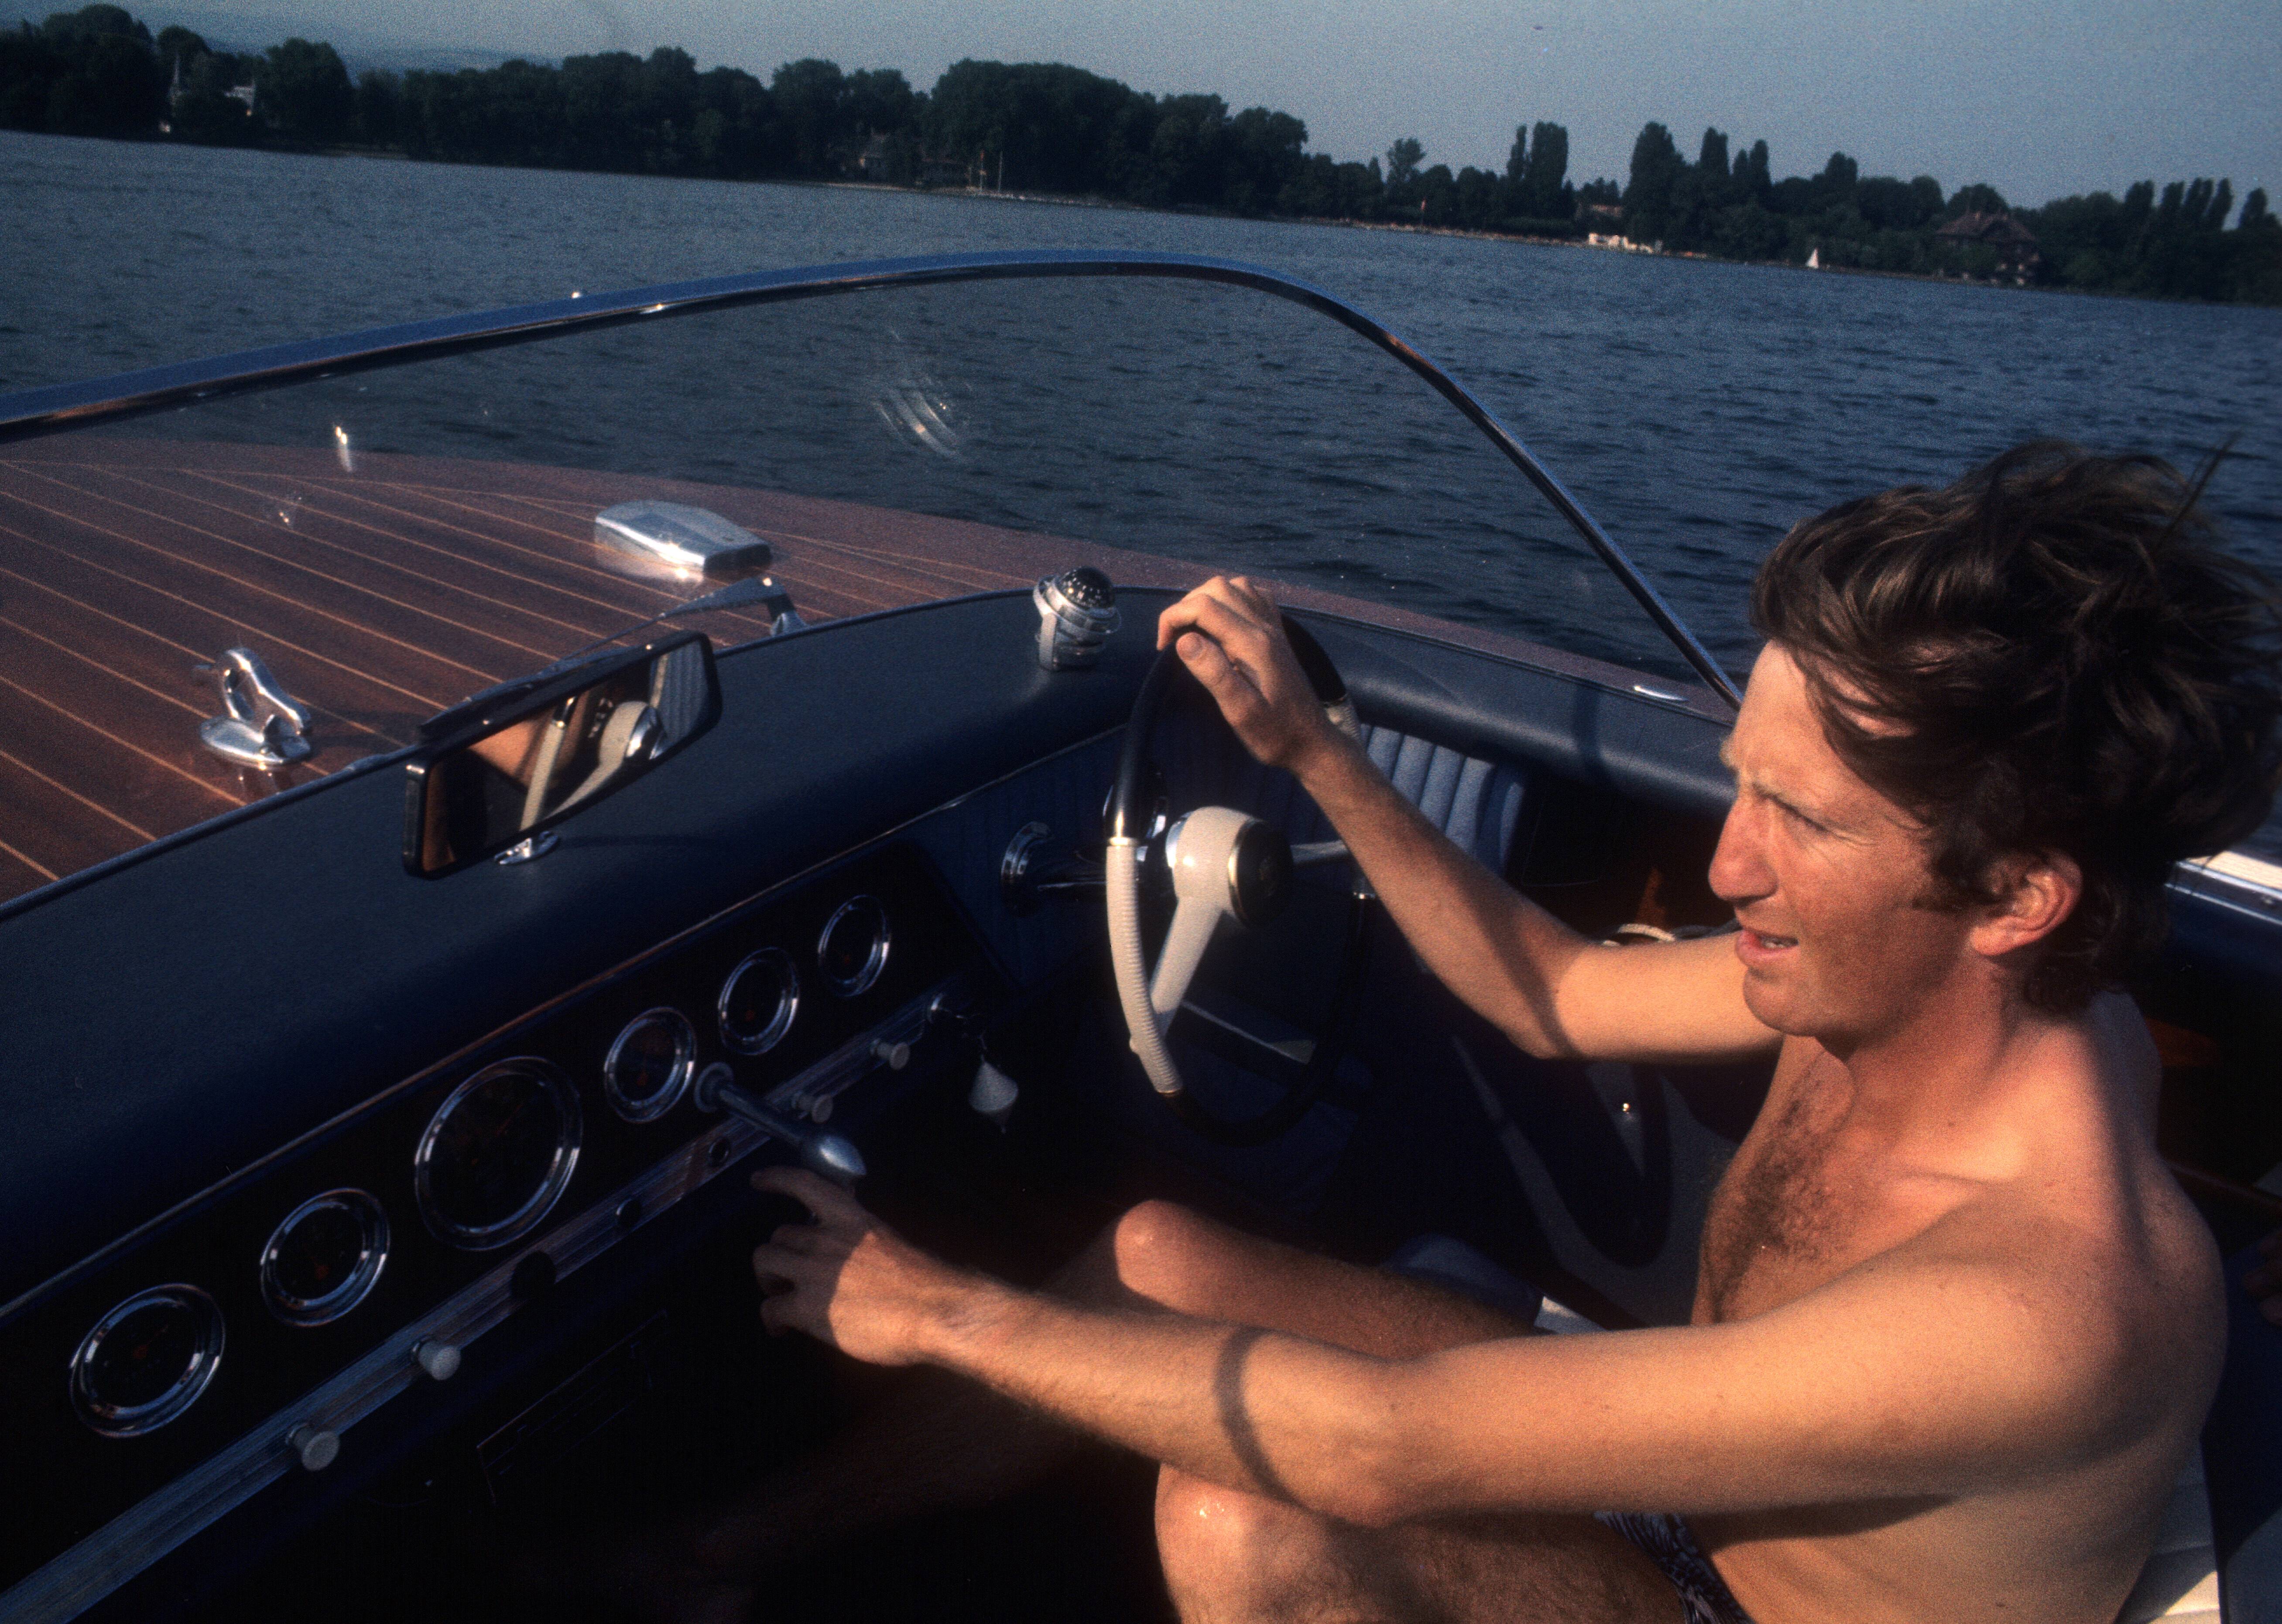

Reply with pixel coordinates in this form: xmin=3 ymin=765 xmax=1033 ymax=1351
xmin=1737 ymin=925 xmax=1798 ymax=956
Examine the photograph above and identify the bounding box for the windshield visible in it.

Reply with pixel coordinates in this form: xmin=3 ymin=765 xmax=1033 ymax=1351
xmin=0 ymin=260 xmax=1720 ymax=904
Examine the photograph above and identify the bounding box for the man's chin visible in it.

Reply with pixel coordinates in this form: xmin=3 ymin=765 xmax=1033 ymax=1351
xmin=1739 ymin=972 xmax=1814 ymax=1037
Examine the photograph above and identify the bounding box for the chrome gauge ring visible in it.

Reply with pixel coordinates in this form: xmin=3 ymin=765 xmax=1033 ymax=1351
xmin=817 ymin=896 xmax=891 ymax=997
xmin=260 ymin=1189 xmax=390 ymax=1326
xmin=719 ymin=947 xmax=800 ymax=1054
xmin=71 ymin=1285 xmax=226 ymax=1437
xmin=603 ymin=1007 xmax=697 ymax=1122
xmin=414 ymin=1059 xmax=583 ymax=1251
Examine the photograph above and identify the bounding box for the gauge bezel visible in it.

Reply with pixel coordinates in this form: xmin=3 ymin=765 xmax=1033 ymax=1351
xmin=817 ymin=896 xmax=891 ymax=997
xmin=603 ymin=1007 xmax=697 ymax=1123
xmin=718 ymin=947 xmax=800 ymax=1054
xmin=414 ymin=1058 xmax=584 ymax=1251
xmin=259 ymin=1189 xmax=391 ymax=1327
xmin=71 ymin=1285 xmax=226 ymax=1438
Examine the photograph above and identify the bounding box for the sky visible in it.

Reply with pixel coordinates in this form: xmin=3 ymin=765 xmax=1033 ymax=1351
xmin=44 ymin=0 xmax=2282 ymax=208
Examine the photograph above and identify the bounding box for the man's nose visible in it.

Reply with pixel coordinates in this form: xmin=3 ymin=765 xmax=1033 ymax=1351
xmin=1708 ymin=802 xmax=1772 ymax=905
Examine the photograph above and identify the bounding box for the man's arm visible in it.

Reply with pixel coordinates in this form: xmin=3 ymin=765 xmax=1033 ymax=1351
xmin=752 ymin=1169 xmax=2131 ymax=1526
xmin=1158 ymin=577 xmax=1776 ymax=1063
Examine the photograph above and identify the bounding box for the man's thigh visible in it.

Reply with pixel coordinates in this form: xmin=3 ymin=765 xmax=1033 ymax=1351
xmin=1157 ymin=1467 xmax=1682 ymax=1624
xmin=1064 ymin=1199 xmax=1530 ymax=1360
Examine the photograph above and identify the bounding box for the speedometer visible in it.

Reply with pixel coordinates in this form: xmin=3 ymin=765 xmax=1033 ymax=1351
xmin=414 ymin=1060 xmax=582 ymax=1250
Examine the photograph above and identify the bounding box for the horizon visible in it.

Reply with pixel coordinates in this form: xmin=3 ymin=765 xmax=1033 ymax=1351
xmin=9 ymin=0 xmax=2277 ymax=211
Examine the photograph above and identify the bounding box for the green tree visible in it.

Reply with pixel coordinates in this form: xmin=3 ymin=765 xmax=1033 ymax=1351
xmin=1620 ymin=120 xmax=1683 ymax=243
xmin=34 ymin=5 xmax=163 ymax=136
xmin=842 ymin=66 xmax=914 ymax=138
xmin=1146 ymin=93 xmax=1230 ymax=205
xmin=1221 ymin=104 xmax=1304 ymax=215
xmin=153 ymin=22 xmax=200 ymax=80
xmin=771 ymin=57 xmax=846 ymax=175
xmin=1383 ymin=136 xmax=1422 ymax=189
xmin=1946 ymin=182 xmax=2007 ymax=217
xmin=1520 ymin=120 xmax=1569 ymax=217
xmin=254 ymin=37 xmax=349 ymax=145
xmin=351 ymin=68 xmax=399 ymax=146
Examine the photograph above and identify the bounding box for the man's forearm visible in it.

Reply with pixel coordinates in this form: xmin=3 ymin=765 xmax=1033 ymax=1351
xmin=1290 ymin=728 xmax=1592 ymax=1058
xmin=919 ymin=1274 xmax=1415 ymax=1526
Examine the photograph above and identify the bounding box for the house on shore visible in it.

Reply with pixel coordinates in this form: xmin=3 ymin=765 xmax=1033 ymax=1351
xmin=1936 ymin=212 xmax=2042 ymax=281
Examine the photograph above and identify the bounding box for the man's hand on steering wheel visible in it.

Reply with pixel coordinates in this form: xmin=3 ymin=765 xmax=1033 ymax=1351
xmin=1158 ymin=577 xmax=1342 ymax=777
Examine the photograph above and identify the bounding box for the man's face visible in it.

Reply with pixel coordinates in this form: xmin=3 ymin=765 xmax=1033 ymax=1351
xmin=1709 ymin=644 xmax=1980 ymax=1046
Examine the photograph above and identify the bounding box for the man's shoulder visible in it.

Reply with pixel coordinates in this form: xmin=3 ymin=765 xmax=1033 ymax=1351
xmin=1869 ymin=1159 xmax=2224 ymax=1426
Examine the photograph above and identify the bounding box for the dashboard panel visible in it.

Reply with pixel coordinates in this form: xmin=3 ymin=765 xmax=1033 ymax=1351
xmin=0 ymin=841 xmax=993 ymax=1615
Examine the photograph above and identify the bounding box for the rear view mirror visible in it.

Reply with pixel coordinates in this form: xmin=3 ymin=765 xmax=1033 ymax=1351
xmin=403 ymin=632 xmax=720 ymax=876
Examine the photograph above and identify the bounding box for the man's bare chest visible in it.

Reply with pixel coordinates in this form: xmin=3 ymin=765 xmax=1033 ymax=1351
xmin=1696 ymin=1072 xmax=1919 ymax=1322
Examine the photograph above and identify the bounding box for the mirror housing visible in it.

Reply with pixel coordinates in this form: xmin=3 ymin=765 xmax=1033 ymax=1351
xmin=402 ymin=632 xmax=720 ymax=877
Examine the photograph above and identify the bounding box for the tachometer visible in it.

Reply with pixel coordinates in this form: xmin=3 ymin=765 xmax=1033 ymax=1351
xmin=414 ymin=1059 xmax=582 ymax=1250
xmin=603 ymin=1007 xmax=696 ymax=1122
xmin=71 ymin=1285 xmax=225 ymax=1437
xmin=817 ymin=896 xmax=891 ymax=997
xmin=719 ymin=947 xmax=799 ymax=1054
xmin=260 ymin=1189 xmax=390 ymax=1326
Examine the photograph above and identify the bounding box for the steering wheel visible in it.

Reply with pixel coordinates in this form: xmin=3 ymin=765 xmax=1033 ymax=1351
xmin=1105 ymin=616 xmax=1373 ymax=1145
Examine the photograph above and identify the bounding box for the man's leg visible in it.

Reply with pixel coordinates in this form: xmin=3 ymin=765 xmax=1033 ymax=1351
xmin=1112 ymin=1202 xmax=1681 ymax=1623
xmin=651 ymin=1201 xmax=1674 ymax=1621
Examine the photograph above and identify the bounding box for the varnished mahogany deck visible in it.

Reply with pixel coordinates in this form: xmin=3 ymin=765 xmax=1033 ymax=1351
xmin=0 ymin=437 xmax=1686 ymax=907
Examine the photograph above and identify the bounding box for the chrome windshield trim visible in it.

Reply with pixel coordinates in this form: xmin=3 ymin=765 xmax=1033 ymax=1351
xmin=0 ymin=249 xmax=1740 ymax=706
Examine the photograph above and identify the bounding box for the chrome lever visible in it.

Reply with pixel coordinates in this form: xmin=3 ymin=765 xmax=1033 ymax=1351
xmin=693 ymin=1063 xmax=867 ymax=1184
xmin=197 ymin=648 xmax=313 ymax=771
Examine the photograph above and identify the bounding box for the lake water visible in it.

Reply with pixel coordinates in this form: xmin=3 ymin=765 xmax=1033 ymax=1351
xmin=5 ymin=129 xmax=2280 ymax=855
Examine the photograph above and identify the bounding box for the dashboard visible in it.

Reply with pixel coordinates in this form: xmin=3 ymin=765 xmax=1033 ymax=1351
xmin=0 ymin=588 xmax=1754 ymax=1621
xmin=0 ymin=841 xmax=992 ymax=1619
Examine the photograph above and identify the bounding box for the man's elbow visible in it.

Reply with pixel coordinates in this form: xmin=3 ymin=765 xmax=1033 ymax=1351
xmin=1496 ymin=1008 xmax=1584 ymax=1063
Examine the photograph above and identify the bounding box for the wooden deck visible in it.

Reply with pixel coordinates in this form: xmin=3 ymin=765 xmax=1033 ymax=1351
xmin=0 ymin=437 xmax=1696 ymax=908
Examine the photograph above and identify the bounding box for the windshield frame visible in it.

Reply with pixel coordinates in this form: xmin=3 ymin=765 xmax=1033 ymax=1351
xmin=0 ymin=250 xmax=1739 ymax=706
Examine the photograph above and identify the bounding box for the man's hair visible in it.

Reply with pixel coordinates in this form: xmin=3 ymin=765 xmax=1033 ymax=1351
xmin=1751 ymin=441 xmax=2282 ymax=1011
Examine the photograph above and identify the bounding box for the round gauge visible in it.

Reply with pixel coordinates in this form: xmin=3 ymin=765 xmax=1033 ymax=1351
xmin=817 ymin=896 xmax=891 ymax=997
xmin=414 ymin=1059 xmax=582 ymax=1250
xmin=260 ymin=1189 xmax=390 ymax=1326
xmin=70 ymin=1285 xmax=225 ymax=1437
xmin=718 ymin=947 xmax=799 ymax=1054
xmin=604 ymin=1008 xmax=696 ymax=1122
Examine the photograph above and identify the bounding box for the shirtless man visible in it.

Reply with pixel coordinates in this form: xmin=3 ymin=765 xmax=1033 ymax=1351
xmin=746 ymin=444 xmax=2282 ymax=1623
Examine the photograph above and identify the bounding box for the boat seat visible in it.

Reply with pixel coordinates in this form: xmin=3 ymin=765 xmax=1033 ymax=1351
xmin=1385 ymin=1235 xmax=2226 ymax=1621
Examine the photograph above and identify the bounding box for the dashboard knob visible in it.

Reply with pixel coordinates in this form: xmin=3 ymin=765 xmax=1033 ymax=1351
xmin=870 ymin=1038 xmax=911 ymax=1072
xmin=969 ymin=1060 xmax=1020 ymax=1129
xmin=288 ymin=1423 xmax=339 ymax=1473
xmin=412 ymin=1338 xmax=461 ymax=1382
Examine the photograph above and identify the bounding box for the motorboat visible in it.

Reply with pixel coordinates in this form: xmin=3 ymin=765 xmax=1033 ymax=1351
xmin=0 ymin=252 xmax=2274 ymax=1622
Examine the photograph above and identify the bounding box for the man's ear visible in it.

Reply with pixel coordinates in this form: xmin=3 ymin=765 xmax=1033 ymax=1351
xmin=1970 ymin=851 xmax=2083 ymax=959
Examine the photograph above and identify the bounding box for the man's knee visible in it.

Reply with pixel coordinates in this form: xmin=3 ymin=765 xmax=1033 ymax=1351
xmin=1155 ymin=1466 xmax=1340 ymax=1614
xmin=1112 ymin=1200 xmax=1246 ymax=1316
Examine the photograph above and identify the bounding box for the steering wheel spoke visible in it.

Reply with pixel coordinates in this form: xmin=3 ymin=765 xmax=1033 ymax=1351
xmin=1148 ymin=896 xmax=1222 ymax=1031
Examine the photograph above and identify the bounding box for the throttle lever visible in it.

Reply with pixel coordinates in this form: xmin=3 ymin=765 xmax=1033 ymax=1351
xmin=693 ymin=1062 xmax=867 ymax=1184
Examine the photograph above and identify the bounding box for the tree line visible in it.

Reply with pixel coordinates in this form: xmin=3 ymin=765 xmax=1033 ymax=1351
xmin=1620 ymin=122 xmax=2278 ymax=306
xmin=6 ymin=4 xmax=2275 ymax=305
